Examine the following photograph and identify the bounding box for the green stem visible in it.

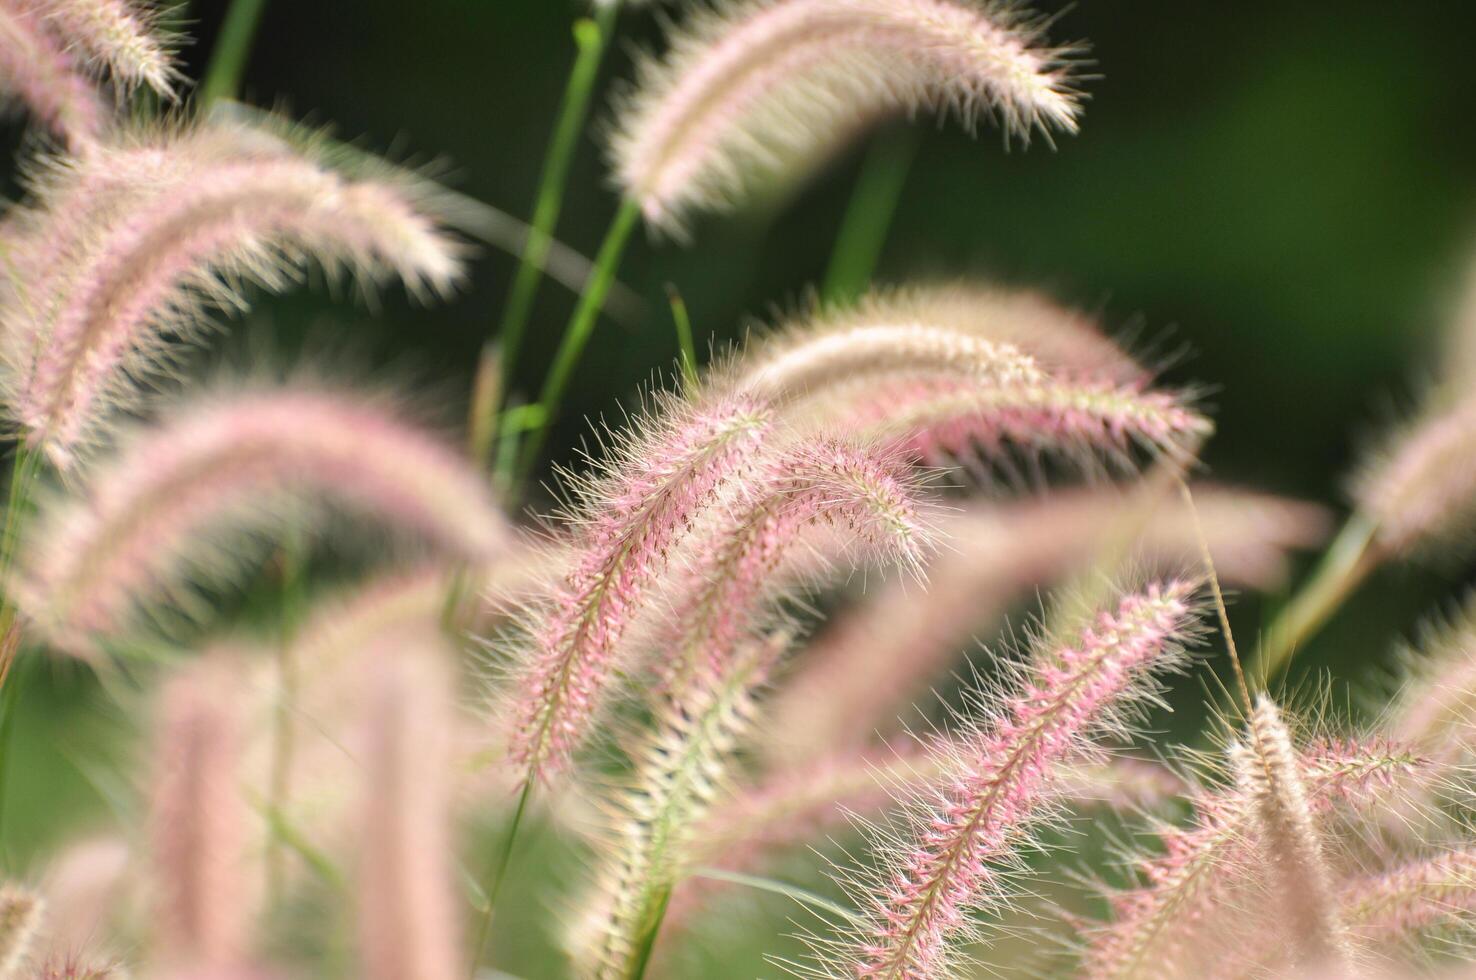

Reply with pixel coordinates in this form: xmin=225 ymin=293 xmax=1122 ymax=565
xmin=468 ymin=780 xmax=534 ymax=974
xmin=0 ymin=445 xmax=42 ymax=848
xmin=1245 ymin=511 xmax=1381 ymax=687
xmin=666 ymin=284 xmax=698 ymax=387
xmin=689 ymin=867 xmax=864 ymax=926
xmin=627 ymin=884 xmax=672 ymax=980
xmin=475 ymin=7 xmax=620 ymax=457
xmin=199 ymin=0 xmax=270 ymax=107
xmin=821 ymin=128 xmax=919 ymax=304
xmin=517 ymin=196 xmax=643 ymax=486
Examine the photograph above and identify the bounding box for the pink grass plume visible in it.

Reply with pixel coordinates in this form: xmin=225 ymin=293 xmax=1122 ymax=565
xmin=357 ymin=648 xmax=463 ymax=980
xmin=148 ymin=655 xmax=252 ymax=971
xmin=505 ymin=392 xmax=772 ymax=783
xmin=15 ymin=384 xmax=510 ymax=656
xmin=20 ymin=0 xmax=177 ymax=94
xmin=612 ymin=0 xmax=1080 ymax=231
xmin=829 ymin=579 xmax=1201 ymax=979
xmin=0 ymin=1 xmax=105 ymax=144
xmin=0 ymin=120 xmax=465 ymax=463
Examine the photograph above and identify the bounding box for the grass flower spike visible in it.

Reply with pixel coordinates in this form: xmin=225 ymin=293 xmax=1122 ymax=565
xmin=15 ymin=384 xmax=509 ymax=655
xmin=612 ymin=0 xmax=1080 ymax=230
xmin=571 ymin=632 xmax=790 ymax=978
xmin=1234 ymin=697 xmax=1358 ymax=973
xmin=22 ymin=0 xmax=176 ymax=94
xmin=358 ymin=650 xmax=462 ymax=980
xmin=149 ymin=657 xmax=250 ymax=970
xmin=0 ymin=1 xmax=106 ymax=143
xmin=1 ymin=120 xmax=464 ymax=464
xmin=655 ymin=436 xmax=931 ymax=690
xmin=0 ymin=885 xmax=43 ymax=977
xmin=831 ymin=579 xmax=1200 ymax=979
xmin=507 ymin=393 xmax=771 ymax=783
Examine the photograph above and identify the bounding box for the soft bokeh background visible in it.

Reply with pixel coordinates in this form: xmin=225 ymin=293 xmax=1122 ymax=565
xmin=7 ymin=0 xmax=1476 ymax=963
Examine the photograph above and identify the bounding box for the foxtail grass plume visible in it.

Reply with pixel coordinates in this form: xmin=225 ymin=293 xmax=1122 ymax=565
xmin=1081 ymin=739 xmax=1421 ymax=979
xmin=1354 ymin=396 xmax=1476 ymax=561
xmin=506 ymin=392 xmax=772 ymax=784
xmin=0 ymin=885 xmax=43 ymax=977
xmin=0 ymin=1 xmax=106 ymax=143
xmin=358 ymin=650 xmax=462 ymax=980
xmin=149 ymin=657 xmax=250 ymax=970
xmin=570 ymin=632 xmax=790 ymax=978
xmin=720 ymin=286 xmax=1148 ymax=404
xmin=1342 ymin=848 xmax=1476 ymax=946
xmin=765 ymin=485 xmax=1323 ymax=763
xmin=827 ymin=579 xmax=1200 ymax=979
xmin=21 ymin=0 xmax=176 ymax=94
xmin=15 ymin=384 xmax=510 ymax=656
xmin=0 ymin=120 xmax=465 ymax=464
xmin=651 ymin=436 xmax=931 ymax=692
xmin=612 ymin=0 xmax=1080 ymax=231
xmin=1234 ymin=697 xmax=1359 ymax=973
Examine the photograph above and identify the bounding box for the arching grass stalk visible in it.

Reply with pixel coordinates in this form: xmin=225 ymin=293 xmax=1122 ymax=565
xmin=517 ymin=196 xmax=643 ymax=486
xmin=822 ymin=127 xmax=919 ymax=304
xmin=468 ymin=780 xmax=534 ymax=974
xmin=1245 ymin=510 xmax=1381 ymax=686
xmin=199 ymin=0 xmax=270 ymax=107
xmin=471 ymin=5 xmax=622 ymax=468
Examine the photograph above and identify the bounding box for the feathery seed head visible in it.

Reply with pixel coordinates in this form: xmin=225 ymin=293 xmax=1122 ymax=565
xmin=0 ymin=2 xmax=107 ymax=144
xmin=653 ymin=436 xmax=933 ymax=695
xmin=0 ymin=885 xmax=43 ymax=977
xmin=24 ymin=0 xmax=178 ymax=94
xmin=15 ymin=383 xmax=509 ymax=656
xmin=505 ymin=392 xmax=773 ymax=784
xmin=358 ymin=649 xmax=462 ymax=980
xmin=149 ymin=655 xmax=250 ymax=969
xmin=1234 ymin=697 xmax=1359 ymax=973
xmin=831 ymin=579 xmax=1200 ymax=979
xmin=0 ymin=120 xmax=466 ymax=461
xmin=1354 ymin=397 xmax=1476 ymax=561
xmin=612 ymin=0 xmax=1081 ymax=231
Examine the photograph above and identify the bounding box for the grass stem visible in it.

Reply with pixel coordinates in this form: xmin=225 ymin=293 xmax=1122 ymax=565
xmin=516 ymin=196 xmax=643 ymax=488
xmin=199 ymin=0 xmax=270 ymax=107
xmin=821 ymin=128 xmax=918 ymax=304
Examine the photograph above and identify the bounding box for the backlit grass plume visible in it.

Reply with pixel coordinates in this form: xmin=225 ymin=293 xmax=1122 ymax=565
xmin=22 ymin=0 xmax=177 ymax=94
xmin=149 ymin=656 xmax=251 ymax=971
xmin=0 ymin=119 xmax=464 ymax=464
xmin=766 ymin=485 xmax=1324 ymax=762
xmin=507 ymin=392 xmax=772 ymax=783
xmin=1080 ymin=739 xmax=1423 ymax=979
xmin=0 ymin=0 xmax=106 ymax=143
xmin=14 ymin=384 xmax=509 ymax=655
xmin=1233 ymin=697 xmax=1358 ymax=974
xmin=358 ymin=649 xmax=463 ymax=980
xmin=824 ymin=579 xmax=1200 ymax=979
xmin=0 ymin=885 xmax=43 ymax=977
xmin=570 ymin=631 xmax=790 ymax=978
xmin=611 ymin=0 xmax=1080 ymax=231
xmin=650 ymin=436 xmax=931 ymax=692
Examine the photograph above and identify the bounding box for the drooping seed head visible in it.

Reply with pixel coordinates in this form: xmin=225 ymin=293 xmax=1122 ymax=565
xmin=22 ymin=0 xmax=178 ymax=94
xmin=0 ymin=884 xmax=44 ymax=977
xmin=505 ymin=392 xmax=772 ymax=784
xmin=829 ymin=579 xmax=1200 ymax=979
xmin=15 ymin=383 xmax=510 ymax=656
xmin=612 ymin=0 xmax=1081 ymax=231
xmin=765 ymin=484 xmax=1320 ymax=763
xmin=0 ymin=119 xmax=465 ymax=462
xmin=0 ymin=2 xmax=107 ymax=144
xmin=1354 ymin=397 xmax=1476 ymax=561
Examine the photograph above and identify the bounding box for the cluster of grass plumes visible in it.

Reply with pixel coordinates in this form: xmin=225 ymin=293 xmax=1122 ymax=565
xmin=0 ymin=2 xmax=1472 ymax=980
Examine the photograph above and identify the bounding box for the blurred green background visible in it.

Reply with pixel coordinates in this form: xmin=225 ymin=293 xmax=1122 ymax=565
xmin=7 ymin=0 xmax=1476 ymax=929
